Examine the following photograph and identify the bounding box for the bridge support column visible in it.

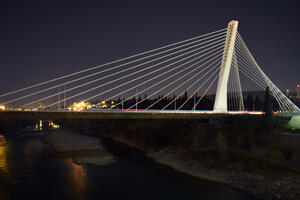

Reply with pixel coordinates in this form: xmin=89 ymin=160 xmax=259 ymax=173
xmin=213 ymin=20 xmax=239 ymax=112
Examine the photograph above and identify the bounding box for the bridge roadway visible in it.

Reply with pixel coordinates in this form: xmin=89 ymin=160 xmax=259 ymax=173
xmin=0 ymin=110 xmax=264 ymax=120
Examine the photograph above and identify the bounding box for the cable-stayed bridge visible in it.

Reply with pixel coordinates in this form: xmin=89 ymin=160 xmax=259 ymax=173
xmin=0 ymin=20 xmax=299 ymax=119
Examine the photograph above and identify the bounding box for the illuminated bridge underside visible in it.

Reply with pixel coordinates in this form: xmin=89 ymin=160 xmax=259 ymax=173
xmin=0 ymin=20 xmax=299 ymax=114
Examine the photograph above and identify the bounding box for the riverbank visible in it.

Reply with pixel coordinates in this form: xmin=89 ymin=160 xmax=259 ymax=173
xmin=107 ymin=134 xmax=300 ymax=200
xmin=43 ymin=128 xmax=300 ymax=200
xmin=56 ymin=118 xmax=300 ymax=200
xmin=149 ymin=150 xmax=300 ymax=200
xmin=42 ymin=130 xmax=115 ymax=166
xmin=1 ymin=128 xmax=257 ymax=200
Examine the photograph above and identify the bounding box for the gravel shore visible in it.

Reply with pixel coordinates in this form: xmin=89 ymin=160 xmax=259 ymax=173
xmin=43 ymin=130 xmax=115 ymax=166
xmin=43 ymin=129 xmax=300 ymax=200
xmin=149 ymin=151 xmax=300 ymax=200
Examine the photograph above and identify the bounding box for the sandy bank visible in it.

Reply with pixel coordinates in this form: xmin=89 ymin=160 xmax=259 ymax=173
xmin=43 ymin=130 xmax=115 ymax=166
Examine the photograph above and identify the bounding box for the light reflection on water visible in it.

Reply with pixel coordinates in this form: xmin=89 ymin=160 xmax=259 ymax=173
xmin=67 ymin=158 xmax=87 ymax=193
xmin=0 ymin=130 xmax=255 ymax=200
xmin=33 ymin=120 xmax=60 ymax=131
xmin=0 ymin=134 xmax=15 ymax=200
xmin=0 ymin=135 xmax=9 ymax=173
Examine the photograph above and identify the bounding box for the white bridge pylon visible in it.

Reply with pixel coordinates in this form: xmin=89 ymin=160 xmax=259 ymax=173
xmin=214 ymin=20 xmax=239 ymax=112
xmin=213 ymin=20 xmax=299 ymax=113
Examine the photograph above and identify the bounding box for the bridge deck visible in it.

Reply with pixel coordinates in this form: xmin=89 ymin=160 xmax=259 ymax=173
xmin=0 ymin=110 xmax=263 ymax=120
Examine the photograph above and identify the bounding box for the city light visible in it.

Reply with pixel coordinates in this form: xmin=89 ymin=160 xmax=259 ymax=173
xmin=0 ymin=105 xmax=5 ymax=111
xmin=38 ymin=103 xmax=46 ymax=110
xmin=49 ymin=121 xmax=60 ymax=129
xmin=68 ymin=101 xmax=91 ymax=111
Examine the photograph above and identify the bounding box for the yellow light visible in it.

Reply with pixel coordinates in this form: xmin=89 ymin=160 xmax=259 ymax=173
xmin=52 ymin=124 xmax=60 ymax=129
xmin=0 ymin=105 xmax=5 ymax=111
xmin=0 ymin=135 xmax=8 ymax=173
xmin=68 ymin=101 xmax=91 ymax=111
xmin=38 ymin=102 xmax=46 ymax=109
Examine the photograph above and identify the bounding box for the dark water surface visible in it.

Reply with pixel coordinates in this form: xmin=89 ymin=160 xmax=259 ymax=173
xmin=0 ymin=129 xmax=255 ymax=200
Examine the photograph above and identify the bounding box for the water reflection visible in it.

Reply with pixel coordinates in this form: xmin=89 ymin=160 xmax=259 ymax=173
xmin=0 ymin=135 xmax=9 ymax=173
xmin=23 ymin=135 xmax=45 ymax=163
xmin=0 ymin=134 xmax=15 ymax=199
xmin=33 ymin=120 xmax=60 ymax=131
xmin=66 ymin=158 xmax=87 ymax=193
xmin=0 ymin=130 xmax=254 ymax=200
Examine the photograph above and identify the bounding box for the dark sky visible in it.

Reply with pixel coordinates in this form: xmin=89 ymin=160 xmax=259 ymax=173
xmin=0 ymin=0 xmax=300 ymax=96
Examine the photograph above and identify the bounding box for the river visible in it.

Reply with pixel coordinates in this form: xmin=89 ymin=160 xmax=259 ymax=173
xmin=0 ymin=129 xmax=255 ymax=200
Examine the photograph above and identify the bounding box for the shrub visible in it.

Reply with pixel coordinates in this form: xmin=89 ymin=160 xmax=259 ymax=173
xmin=266 ymin=149 xmax=285 ymax=163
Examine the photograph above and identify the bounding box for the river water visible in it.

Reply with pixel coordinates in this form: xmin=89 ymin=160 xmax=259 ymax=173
xmin=0 ymin=129 xmax=255 ymax=200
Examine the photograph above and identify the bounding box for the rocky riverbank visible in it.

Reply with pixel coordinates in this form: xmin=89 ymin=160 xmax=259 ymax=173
xmin=149 ymin=150 xmax=300 ymax=200
xmin=102 ymin=132 xmax=300 ymax=200
xmin=44 ymin=128 xmax=300 ymax=200
xmin=42 ymin=130 xmax=115 ymax=166
xmin=56 ymin=118 xmax=300 ymax=200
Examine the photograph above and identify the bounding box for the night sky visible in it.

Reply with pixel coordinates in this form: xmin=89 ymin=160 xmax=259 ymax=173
xmin=1 ymin=0 xmax=300 ymax=96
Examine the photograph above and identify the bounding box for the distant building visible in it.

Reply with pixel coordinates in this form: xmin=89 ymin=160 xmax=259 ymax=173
xmin=296 ymin=84 xmax=300 ymax=100
xmin=286 ymin=89 xmax=290 ymax=97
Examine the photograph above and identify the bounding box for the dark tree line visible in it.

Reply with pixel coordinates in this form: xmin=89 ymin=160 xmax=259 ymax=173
xmin=244 ymin=95 xmax=263 ymax=111
xmin=100 ymin=88 xmax=283 ymax=111
xmin=112 ymin=92 xmax=214 ymax=110
xmin=243 ymin=93 xmax=279 ymax=111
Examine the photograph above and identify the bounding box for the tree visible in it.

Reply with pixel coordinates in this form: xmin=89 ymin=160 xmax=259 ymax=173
xmin=263 ymin=87 xmax=273 ymax=129
xmin=254 ymin=95 xmax=262 ymax=110
xmin=263 ymin=87 xmax=273 ymax=118
xmin=245 ymin=95 xmax=254 ymax=111
xmin=183 ymin=91 xmax=188 ymax=101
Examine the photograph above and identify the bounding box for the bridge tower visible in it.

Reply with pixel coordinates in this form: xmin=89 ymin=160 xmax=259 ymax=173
xmin=213 ymin=20 xmax=239 ymax=112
